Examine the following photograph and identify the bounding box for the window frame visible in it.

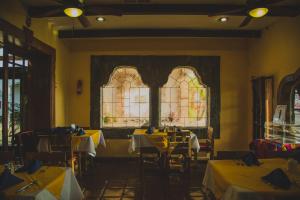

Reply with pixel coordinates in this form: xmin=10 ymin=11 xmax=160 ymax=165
xmin=100 ymin=66 xmax=151 ymax=129
xmin=159 ymin=67 xmax=210 ymax=128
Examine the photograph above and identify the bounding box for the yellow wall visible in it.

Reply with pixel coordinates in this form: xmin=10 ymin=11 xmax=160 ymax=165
xmin=248 ymin=16 xmax=300 ymax=135
xmin=64 ymin=37 xmax=251 ymax=156
xmin=248 ymin=16 xmax=300 ymax=97
xmin=0 ymin=0 xmax=71 ymax=126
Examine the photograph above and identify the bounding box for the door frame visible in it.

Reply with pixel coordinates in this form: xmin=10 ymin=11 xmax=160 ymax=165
xmin=0 ymin=18 xmax=55 ymax=150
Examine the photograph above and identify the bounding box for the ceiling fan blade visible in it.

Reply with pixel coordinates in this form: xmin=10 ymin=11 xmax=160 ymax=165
xmin=86 ymin=6 xmax=123 ymax=16
xmin=209 ymin=7 xmax=245 ymax=17
xmin=239 ymin=16 xmax=252 ymax=27
xmin=52 ymin=0 xmax=65 ymax=5
xmin=264 ymin=0 xmax=286 ymax=5
xmin=42 ymin=8 xmax=63 ymax=17
xmin=78 ymin=15 xmax=91 ymax=27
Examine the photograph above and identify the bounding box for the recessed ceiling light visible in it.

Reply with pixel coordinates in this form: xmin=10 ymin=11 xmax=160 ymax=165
xmin=96 ymin=17 xmax=105 ymax=22
xmin=218 ymin=17 xmax=228 ymax=23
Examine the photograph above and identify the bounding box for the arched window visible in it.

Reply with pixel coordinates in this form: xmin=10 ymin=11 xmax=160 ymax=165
xmin=160 ymin=67 xmax=208 ymax=127
xmin=101 ymin=67 xmax=150 ymax=127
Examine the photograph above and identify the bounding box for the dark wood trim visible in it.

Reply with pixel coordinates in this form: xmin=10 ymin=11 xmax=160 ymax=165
xmin=0 ymin=18 xmax=56 ymax=131
xmin=2 ymin=33 xmax=9 ymax=150
xmin=278 ymin=68 xmax=300 ymax=104
xmin=28 ymin=4 xmax=300 ymax=17
xmin=59 ymin=29 xmax=261 ymax=39
xmin=0 ymin=19 xmax=25 ymax=42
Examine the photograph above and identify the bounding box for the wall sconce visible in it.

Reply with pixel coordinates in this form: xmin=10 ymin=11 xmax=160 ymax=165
xmin=77 ymin=80 xmax=83 ymax=95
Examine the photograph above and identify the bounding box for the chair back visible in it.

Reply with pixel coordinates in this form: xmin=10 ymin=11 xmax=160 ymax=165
xmin=0 ymin=151 xmax=14 ymax=164
xmin=50 ymin=133 xmax=72 ymax=152
xmin=25 ymin=152 xmax=67 ymax=167
xmin=207 ymin=127 xmax=214 ymax=159
xmin=14 ymin=131 xmax=38 ymax=155
xmin=207 ymin=127 xmax=214 ymax=141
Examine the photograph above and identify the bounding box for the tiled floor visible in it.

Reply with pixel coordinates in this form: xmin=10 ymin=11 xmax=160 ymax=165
xmin=79 ymin=159 xmax=210 ymax=200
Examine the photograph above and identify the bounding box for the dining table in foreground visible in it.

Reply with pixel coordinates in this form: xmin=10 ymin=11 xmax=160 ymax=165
xmin=203 ymin=158 xmax=300 ymax=200
xmin=0 ymin=165 xmax=83 ymax=200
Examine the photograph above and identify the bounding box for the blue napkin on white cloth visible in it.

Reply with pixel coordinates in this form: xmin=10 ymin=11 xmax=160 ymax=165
xmin=16 ymin=160 xmax=42 ymax=174
xmin=0 ymin=168 xmax=24 ymax=190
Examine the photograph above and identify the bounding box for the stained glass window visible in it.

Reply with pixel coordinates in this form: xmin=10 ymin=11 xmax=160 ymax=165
xmin=160 ymin=67 xmax=208 ymax=127
xmin=101 ymin=67 xmax=150 ymax=127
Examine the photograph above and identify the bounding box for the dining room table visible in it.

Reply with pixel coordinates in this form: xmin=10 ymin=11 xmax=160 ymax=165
xmin=0 ymin=165 xmax=84 ymax=200
xmin=37 ymin=129 xmax=106 ymax=157
xmin=202 ymin=158 xmax=300 ymax=200
xmin=128 ymin=128 xmax=200 ymax=154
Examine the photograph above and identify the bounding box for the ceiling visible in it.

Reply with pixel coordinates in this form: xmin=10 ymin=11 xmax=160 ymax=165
xmin=24 ymin=0 xmax=300 ymax=31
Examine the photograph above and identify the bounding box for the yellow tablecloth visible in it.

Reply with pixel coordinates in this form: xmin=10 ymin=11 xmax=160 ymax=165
xmin=72 ymin=130 xmax=101 ymax=149
xmin=1 ymin=166 xmax=66 ymax=199
xmin=71 ymin=130 xmax=104 ymax=157
xmin=203 ymin=158 xmax=300 ymax=200
xmin=133 ymin=129 xmax=169 ymax=152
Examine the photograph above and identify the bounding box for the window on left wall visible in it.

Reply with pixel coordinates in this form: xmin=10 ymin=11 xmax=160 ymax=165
xmin=100 ymin=67 xmax=150 ymax=127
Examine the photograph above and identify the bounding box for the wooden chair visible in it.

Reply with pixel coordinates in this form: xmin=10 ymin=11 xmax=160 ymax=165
xmin=217 ymin=151 xmax=251 ymax=160
xmin=198 ymin=127 xmax=214 ymax=160
xmin=168 ymin=133 xmax=192 ymax=173
xmin=24 ymin=152 xmax=67 ymax=167
xmin=0 ymin=151 xmax=14 ymax=164
xmin=50 ymin=133 xmax=72 ymax=152
xmin=13 ymin=130 xmax=38 ymax=156
xmin=139 ymin=147 xmax=161 ymax=174
xmin=49 ymin=133 xmax=81 ymax=175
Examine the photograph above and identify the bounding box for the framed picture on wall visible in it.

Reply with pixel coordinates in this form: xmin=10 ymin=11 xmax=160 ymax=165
xmin=273 ymin=105 xmax=287 ymax=124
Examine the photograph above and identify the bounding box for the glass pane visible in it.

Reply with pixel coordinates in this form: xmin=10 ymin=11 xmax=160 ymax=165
xmin=294 ymin=89 xmax=300 ymax=124
xmin=161 ymin=88 xmax=170 ymax=103
xmin=8 ymin=53 xmax=13 ymax=67
xmin=101 ymin=67 xmax=150 ymax=127
xmin=14 ymin=55 xmax=23 ymax=67
xmin=140 ymin=88 xmax=149 ymax=103
xmin=160 ymin=67 xmax=208 ymax=127
xmin=102 ymin=87 xmax=113 ymax=102
xmin=8 ymin=79 xmax=21 ymax=145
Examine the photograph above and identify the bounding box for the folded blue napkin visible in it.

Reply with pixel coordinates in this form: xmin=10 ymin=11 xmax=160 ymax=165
xmin=242 ymin=152 xmax=260 ymax=166
xmin=262 ymin=168 xmax=291 ymax=189
xmin=16 ymin=160 xmax=42 ymax=174
xmin=0 ymin=169 xmax=24 ymax=190
xmin=76 ymin=128 xmax=85 ymax=136
xmin=146 ymin=127 xmax=154 ymax=134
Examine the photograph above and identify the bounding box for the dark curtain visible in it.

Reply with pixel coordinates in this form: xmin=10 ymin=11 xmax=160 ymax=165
xmin=252 ymin=76 xmax=273 ymax=139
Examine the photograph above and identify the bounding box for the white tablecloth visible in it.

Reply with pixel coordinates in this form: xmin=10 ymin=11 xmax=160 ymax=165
xmin=2 ymin=167 xmax=83 ymax=200
xmin=37 ymin=130 xmax=106 ymax=157
xmin=72 ymin=130 xmax=105 ymax=157
xmin=129 ymin=132 xmax=200 ymax=153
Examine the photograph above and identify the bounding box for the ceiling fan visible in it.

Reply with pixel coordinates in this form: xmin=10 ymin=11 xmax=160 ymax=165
xmin=31 ymin=0 xmax=122 ymax=28
xmin=210 ymin=0 xmax=287 ymax=27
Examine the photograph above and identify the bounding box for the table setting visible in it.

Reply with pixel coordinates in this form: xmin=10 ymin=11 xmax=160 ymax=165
xmin=203 ymin=152 xmax=300 ymax=200
xmin=0 ymin=159 xmax=84 ymax=200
